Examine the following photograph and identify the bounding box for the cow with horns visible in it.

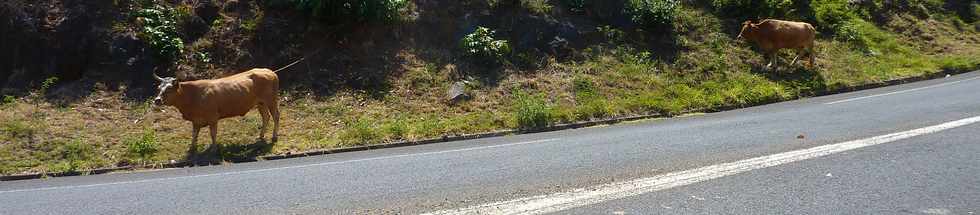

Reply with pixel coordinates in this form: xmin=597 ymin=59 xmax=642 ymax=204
xmin=151 ymin=68 xmax=281 ymax=146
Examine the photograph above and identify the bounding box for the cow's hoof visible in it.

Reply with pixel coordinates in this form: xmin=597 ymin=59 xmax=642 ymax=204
xmin=271 ymin=136 xmax=279 ymax=143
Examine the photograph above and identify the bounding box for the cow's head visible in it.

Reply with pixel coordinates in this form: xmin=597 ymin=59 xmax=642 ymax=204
xmin=152 ymin=73 xmax=179 ymax=106
xmin=737 ymin=20 xmax=758 ymax=41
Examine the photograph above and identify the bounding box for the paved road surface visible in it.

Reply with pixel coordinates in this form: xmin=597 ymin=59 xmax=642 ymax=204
xmin=2 ymin=72 xmax=979 ymax=214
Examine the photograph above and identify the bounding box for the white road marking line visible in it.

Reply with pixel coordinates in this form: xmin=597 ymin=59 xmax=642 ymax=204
xmin=824 ymin=76 xmax=980 ymax=105
xmin=0 ymin=138 xmax=560 ymax=194
xmin=425 ymin=116 xmax=980 ymax=215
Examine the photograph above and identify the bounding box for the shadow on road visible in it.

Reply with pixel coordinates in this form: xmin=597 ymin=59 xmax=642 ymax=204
xmin=184 ymin=139 xmax=274 ymax=165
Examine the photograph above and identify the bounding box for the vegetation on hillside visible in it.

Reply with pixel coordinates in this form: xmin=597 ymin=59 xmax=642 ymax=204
xmin=0 ymin=0 xmax=978 ymax=175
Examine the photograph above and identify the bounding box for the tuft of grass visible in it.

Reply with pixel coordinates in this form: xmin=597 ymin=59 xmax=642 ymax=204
xmin=572 ymin=75 xmax=612 ymax=120
xmin=339 ymin=118 xmax=382 ymax=146
xmin=381 ymin=117 xmax=409 ymax=140
xmin=512 ymin=90 xmax=555 ymax=129
xmin=1 ymin=120 xmax=35 ymax=139
xmin=56 ymin=140 xmax=90 ymax=173
xmin=126 ymin=129 xmax=159 ymax=164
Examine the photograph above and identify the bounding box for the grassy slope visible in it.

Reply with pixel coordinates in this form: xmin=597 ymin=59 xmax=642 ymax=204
xmin=1 ymin=2 xmax=979 ymax=175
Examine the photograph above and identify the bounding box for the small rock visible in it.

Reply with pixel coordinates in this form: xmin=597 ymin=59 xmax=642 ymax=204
xmin=446 ymin=81 xmax=470 ymax=103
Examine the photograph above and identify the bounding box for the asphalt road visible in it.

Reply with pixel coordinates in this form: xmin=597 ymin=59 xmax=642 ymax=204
xmin=2 ymin=71 xmax=979 ymax=214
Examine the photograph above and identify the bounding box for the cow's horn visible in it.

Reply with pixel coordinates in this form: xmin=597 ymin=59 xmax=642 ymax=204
xmin=152 ymin=72 xmax=164 ymax=81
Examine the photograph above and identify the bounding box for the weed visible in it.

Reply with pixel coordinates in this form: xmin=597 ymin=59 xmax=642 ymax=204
xmin=625 ymin=0 xmax=679 ymax=31
xmin=59 ymin=140 xmax=90 ymax=173
xmin=461 ymin=26 xmax=512 ymax=66
xmin=710 ymin=0 xmax=795 ymax=19
xmin=382 ymin=117 xmax=409 ymax=140
xmin=134 ymin=4 xmax=184 ymax=61
xmin=812 ymin=0 xmax=858 ymax=32
xmin=32 ymin=77 xmax=58 ymax=106
xmin=2 ymin=120 xmax=35 ymax=139
xmin=1 ymin=95 xmax=14 ymax=105
xmin=126 ymin=129 xmax=159 ymax=164
xmin=512 ymin=90 xmax=554 ymax=129
xmin=522 ymin=0 xmax=553 ymax=15
xmin=294 ymin=0 xmax=408 ymax=24
xmin=562 ymin=0 xmax=588 ymax=13
xmin=339 ymin=118 xmax=381 ymax=146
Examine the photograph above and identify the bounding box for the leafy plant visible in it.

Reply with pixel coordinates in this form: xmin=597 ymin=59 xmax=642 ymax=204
xmin=60 ymin=140 xmax=90 ymax=173
xmin=1 ymin=95 xmax=15 ymax=105
xmin=522 ymin=0 xmax=553 ymax=15
xmin=563 ymin=0 xmax=588 ymax=12
xmin=293 ymin=0 xmax=408 ymax=24
xmin=126 ymin=129 xmax=159 ymax=164
xmin=512 ymin=90 xmax=554 ymax=129
xmin=710 ymin=0 xmax=795 ymax=19
xmin=1 ymin=120 xmax=35 ymax=139
xmin=30 ymin=77 xmax=58 ymax=110
xmin=812 ymin=0 xmax=857 ymax=32
xmin=625 ymin=0 xmax=678 ymax=30
xmin=461 ymin=26 xmax=512 ymax=65
xmin=134 ymin=4 xmax=184 ymax=61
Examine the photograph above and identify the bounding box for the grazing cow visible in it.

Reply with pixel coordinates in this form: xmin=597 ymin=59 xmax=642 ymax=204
xmin=152 ymin=68 xmax=280 ymax=147
xmin=737 ymin=19 xmax=816 ymax=69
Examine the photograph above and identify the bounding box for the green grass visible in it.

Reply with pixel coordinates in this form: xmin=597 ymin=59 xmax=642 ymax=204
xmin=126 ymin=129 xmax=160 ymax=164
xmin=512 ymin=90 xmax=555 ymax=129
xmin=0 ymin=2 xmax=978 ymax=175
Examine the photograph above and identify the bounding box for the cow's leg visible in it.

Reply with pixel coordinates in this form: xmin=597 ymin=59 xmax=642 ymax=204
xmin=191 ymin=124 xmax=203 ymax=146
xmin=189 ymin=124 xmax=203 ymax=161
xmin=791 ymin=48 xmax=804 ymax=66
xmin=258 ymin=106 xmax=271 ymax=141
xmin=765 ymin=53 xmax=775 ymax=70
xmin=808 ymin=45 xmax=816 ymax=67
xmin=209 ymin=122 xmax=218 ymax=145
xmin=270 ymin=101 xmax=280 ymax=142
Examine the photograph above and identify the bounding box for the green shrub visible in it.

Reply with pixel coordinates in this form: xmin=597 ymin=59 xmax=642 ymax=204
xmin=126 ymin=129 xmax=159 ymax=163
xmin=1 ymin=95 xmax=15 ymax=105
xmin=512 ymin=90 xmax=554 ymax=129
xmin=812 ymin=0 xmax=857 ymax=31
xmin=710 ymin=0 xmax=794 ymax=19
xmin=624 ymin=0 xmax=678 ymax=30
xmin=563 ymin=0 xmax=588 ymax=12
xmin=60 ymin=140 xmax=91 ymax=173
xmin=2 ymin=120 xmax=34 ymax=139
xmin=522 ymin=0 xmax=553 ymax=15
xmin=461 ymin=26 xmax=511 ymax=65
xmin=134 ymin=4 xmax=184 ymax=61
xmin=834 ymin=20 xmax=867 ymax=45
xmin=293 ymin=0 xmax=408 ymax=24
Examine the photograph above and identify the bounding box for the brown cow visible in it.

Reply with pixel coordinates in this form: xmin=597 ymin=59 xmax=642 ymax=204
xmin=737 ymin=19 xmax=816 ymax=70
xmin=152 ymin=69 xmax=280 ymax=147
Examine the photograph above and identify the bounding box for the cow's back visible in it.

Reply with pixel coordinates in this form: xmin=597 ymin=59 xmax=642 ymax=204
xmin=756 ymin=19 xmax=815 ymax=50
xmin=191 ymin=69 xmax=279 ymax=120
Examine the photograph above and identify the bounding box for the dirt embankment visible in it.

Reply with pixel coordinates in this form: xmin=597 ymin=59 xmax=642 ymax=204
xmin=0 ymin=0 xmax=640 ymax=100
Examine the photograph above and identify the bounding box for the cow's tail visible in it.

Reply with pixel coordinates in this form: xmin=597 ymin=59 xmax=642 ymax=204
xmin=274 ymin=57 xmax=307 ymax=73
xmin=273 ymin=46 xmax=328 ymax=73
